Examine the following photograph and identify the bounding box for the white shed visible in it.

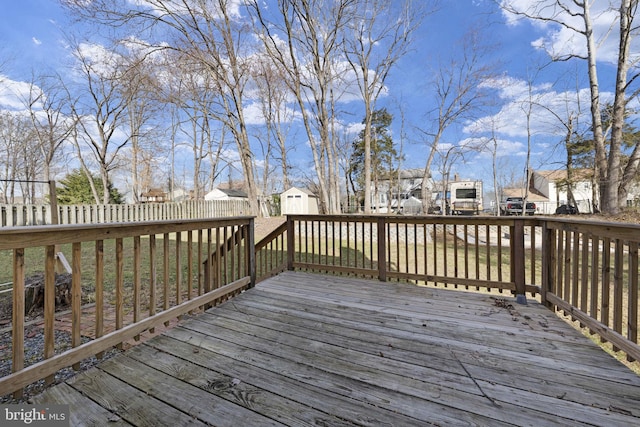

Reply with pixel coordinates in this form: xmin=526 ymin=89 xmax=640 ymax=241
xmin=281 ymin=187 xmax=319 ymax=215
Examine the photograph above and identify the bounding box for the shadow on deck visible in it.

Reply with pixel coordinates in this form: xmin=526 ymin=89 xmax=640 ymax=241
xmin=34 ymin=271 xmax=640 ymax=426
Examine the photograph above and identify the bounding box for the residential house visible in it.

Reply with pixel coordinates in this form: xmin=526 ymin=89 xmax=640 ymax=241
xmin=531 ymin=169 xmax=595 ymax=214
xmin=168 ymin=187 xmax=193 ymax=202
xmin=368 ymin=169 xmax=430 ymax=213
xmin=140 ymin=188 xmax=168 ymax=203
xmin=204 ymin=188 xmax=248 ymax=201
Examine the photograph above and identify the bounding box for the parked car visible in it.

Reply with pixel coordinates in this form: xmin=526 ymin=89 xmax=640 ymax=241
xmin=500 ymin=197 xmax=536 ymax=216
xmin=427 ymin=205 xmax=442 ymax=215
xmin=555 ymin=204 xmax=579 ymax=215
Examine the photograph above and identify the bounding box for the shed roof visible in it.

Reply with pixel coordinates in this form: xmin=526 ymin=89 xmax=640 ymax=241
xmin=282 ymin=187 xmax=317 ymax=197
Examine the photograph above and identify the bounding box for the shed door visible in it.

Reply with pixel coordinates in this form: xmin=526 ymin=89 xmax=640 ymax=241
xmin=287 ymin=194 xmax=303 ymax=214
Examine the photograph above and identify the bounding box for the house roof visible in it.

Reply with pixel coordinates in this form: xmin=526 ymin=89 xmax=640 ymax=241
xmin=140 ymin=188 xmax=166 ymax=197
xmin=218 ymin=188 xmax=248 ymax=198
xmin=535 ymin=169 xmax=593 ymax=182
xmin=397 ymin=169 xmax=424 ymax=179
xmin=502 ymin=187 xmax=548 ymax=202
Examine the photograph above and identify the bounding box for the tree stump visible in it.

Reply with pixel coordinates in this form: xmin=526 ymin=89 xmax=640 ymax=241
xmin=24 ymin=273 xmax=73 ymax=315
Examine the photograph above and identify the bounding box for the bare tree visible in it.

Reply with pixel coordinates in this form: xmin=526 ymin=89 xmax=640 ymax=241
xmin=70 ymin=43 xmax=130 ymax=204
xmin=519 ymin=72 xmax=539 ymax=216
xmin=63 ymin=0 xmax=262 ymax=215
xmin=342 ymin=0 xmax=428 ymax=213
xmin=24 ymin=73 xmax=76 ymax=185
xmin=532 ymin=76 xmax=590 ymax=211
xmin=250 ymin=0 xmax=356 ymax=214
xmin=119 ymin=50 xmax=163 ymax=203
xmin=436 ymin=145 xmax=465 ymax=214
xmin=251 ymin=54 xmax=295 ymax=194
xmin=418 ymin=31 xmax=494 ymax=213
xmin=0 ymin=112 xmax=37 ymax=203
xmin=501 ymin=0 xmax=640 ymax=213
xmin=163 ymin=56 xmax=222 ymax=199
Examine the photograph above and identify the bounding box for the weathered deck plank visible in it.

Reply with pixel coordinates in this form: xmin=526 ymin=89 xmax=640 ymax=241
xmin=34 ymin=271 xmax=640 ymax=426
xmin=209 ymin=292 xmax=640 ymax=413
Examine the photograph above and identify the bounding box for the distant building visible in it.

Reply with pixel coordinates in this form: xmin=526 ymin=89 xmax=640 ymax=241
xmin=531 ymin=169 xmax=595 ymax=214
xmin=204 ymin=188 xmax=248 ymax=201
xmin=140 ymin=188 xmax=168 ymax=203
xmin=280 ymin=187 xmax=319 ymax=215
xmin=168 ymin=188 xmax=193 ymax=202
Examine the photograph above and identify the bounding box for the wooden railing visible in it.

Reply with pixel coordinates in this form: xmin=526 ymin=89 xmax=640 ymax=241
xmin=255 ymin=214 xmax=640 ymax=363
xmin=255 ymin=221 xmax=288 ymax=283
xmin=3 ymin=214 xmax=638 ymax=399
xmin=257 ymin=215 xmax=539 ymax=295
xmin=540 ymin=218 xmax=640 ymax=362
xmin=0 ymin=216 xmax=255 ymax=399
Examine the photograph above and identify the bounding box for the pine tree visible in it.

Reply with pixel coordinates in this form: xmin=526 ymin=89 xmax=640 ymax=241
xmin=57 ymin=169 xmax=123 ymax=205
xmin=349 ymin=109 xmax=400 ymax=208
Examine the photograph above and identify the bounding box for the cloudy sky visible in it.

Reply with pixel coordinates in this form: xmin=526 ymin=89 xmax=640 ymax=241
xmin=0 ymin=0 xmax=634 ymax=193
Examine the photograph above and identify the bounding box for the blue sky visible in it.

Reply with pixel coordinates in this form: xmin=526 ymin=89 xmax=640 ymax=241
xmin=0 ymin=0 xmax=633 ymax=194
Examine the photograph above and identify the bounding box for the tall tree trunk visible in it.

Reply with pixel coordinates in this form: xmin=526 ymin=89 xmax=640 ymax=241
xmin=607 ymin=0 xmax=635 ymax=212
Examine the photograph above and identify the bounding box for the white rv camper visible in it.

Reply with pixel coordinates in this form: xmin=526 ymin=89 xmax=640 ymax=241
xmin=449 ymin=180 xmax=483 ymax=215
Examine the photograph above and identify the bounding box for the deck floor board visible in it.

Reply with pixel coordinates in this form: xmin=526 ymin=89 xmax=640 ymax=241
xmin=34 ymin=271 xmax=640 ymax=426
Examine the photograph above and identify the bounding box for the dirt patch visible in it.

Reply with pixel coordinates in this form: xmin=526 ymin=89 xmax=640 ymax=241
xmin=578 ymin=211 xmax=640 ymax=223
xmin=254 ymin=216 xmax=286 ymax=241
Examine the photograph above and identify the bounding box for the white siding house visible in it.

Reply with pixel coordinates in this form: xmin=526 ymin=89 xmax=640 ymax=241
xmin=281 ymin=187 xmax=319 ymax=215
xmin=531 ymin=169 xmax=595 ymax=214
xmin=204 ymin=188 xmax=248 ymax=201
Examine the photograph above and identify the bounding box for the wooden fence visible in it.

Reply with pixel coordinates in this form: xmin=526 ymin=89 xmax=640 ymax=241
xmin=0 ymin=217 xmax=255 ymax=399
xmin=255 ymin=214 xmax=640 ymax=364
xmin=0 ymin=200 xmax=250 ymax=227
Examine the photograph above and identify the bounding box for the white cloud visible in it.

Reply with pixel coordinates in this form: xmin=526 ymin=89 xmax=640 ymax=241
xmin=0 ymin=75 xmax=31 ymax=111
xmin=438 ymin=142 xmax=456 ymax=152
xmin=242 ymin=100 xmax=301 ymax=127
xmin=128 ymin=0 xmax=243 ymax=20
xmin=344 ymin=121 xmax=365 ymax=136
xmin=466 ymin=76 xmax=611 ymax=139
xmin=220 ymin=147 xmax=241 ymax=164
xmin=32 ymin=37 xmax=42 ymax=46
xmin=501 ymin=0 xmax=638 ymax=65
xmin=75 ymin=42 xmax=122 ymax=77
xmin=460 ymin=136 xmax=526 ymax=160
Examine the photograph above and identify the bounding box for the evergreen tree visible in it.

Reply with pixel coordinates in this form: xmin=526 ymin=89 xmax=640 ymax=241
xmin=348 ymin=109 xmax=400 ymax=207
xmin=57 ymin=169 xmax=124 ymax=205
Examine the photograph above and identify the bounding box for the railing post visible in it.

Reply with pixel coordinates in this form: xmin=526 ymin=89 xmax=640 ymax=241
xmin=247 ymin=218 xmax=256 ymax=287
xmin=541 ymin=221 xmax=556 ymax=309
xmin=377 ymin=217 xmax=387 ymax=282
xmin=511 ymin=219 xmax=527 ymax=304
xmin=286 ymin=216 xmax=295 ymax=271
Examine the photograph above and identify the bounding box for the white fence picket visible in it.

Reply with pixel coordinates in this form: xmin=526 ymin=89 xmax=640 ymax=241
xmin=0 ymin=200 xmax=250 ymax=227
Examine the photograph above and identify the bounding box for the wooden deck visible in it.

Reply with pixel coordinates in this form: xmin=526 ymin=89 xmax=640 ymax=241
xmin=35 ymin=271 xmax=640 ymax=426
